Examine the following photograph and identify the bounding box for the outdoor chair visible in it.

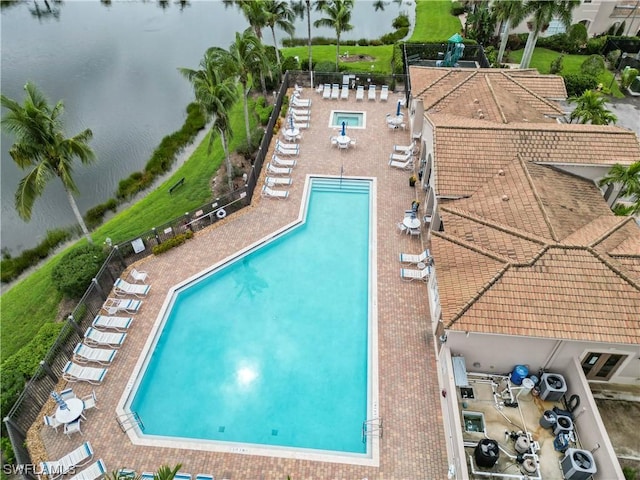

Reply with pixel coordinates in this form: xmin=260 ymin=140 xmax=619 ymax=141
xmin=355 ymin=85 xmax=364 ymax=101
xmin=73 ymin=343 xmax=117 ymax=365
xmin=368 ymin=84 xmax=376 ymax=101
xmin=390 ymin=151 xmax=413 ymax=162
xmin=265 ymin=176 xmax=292 ymax=186
xmin=316 ymin=84 xmax=324 ymax=94
xmin=322 ymin=83 xmax=331 ymax=99
xmin=261 ymin=185 xmax=289 ymax=199
xmin=266 ymin=163 xmax=292 ymax=176
xmin=101 ymin=298 xmax=142 ymax=315
xmin=275 ymin=140 xmax=299 ymax=151
xmin=399 ymin=249 xmax=431 ymax=265
xmin=272 ymin=154 xmax=297 ymax=168
xmin=275 ymin=144 xmax=299 ymax=156
xmin=331 ymin=83 xmax=340 ymax=99
xmin=62 ymin=361 xmax=108 ymax=385
xmin=389 ymin=158 xmax=414 ymax=170
xmin=92 ymin=315 xmax=133 ymax=331
xmin=340 ymin=84 xmax=349 ymax=99
xmin=129 ymin=268 xmax=148 ymax=284
xmin=39 ymin=441 xmax=94 ymax=480
xmin=84 ymin=327 xmax=127 ymax=348
xmin=60 ymin=387 xmax=76 ymax=400
xmin=380 ymin=85 xmax=389 ymax=101
xmin=400 ymin=266 xmax=430 ymax=282
xmin=68 ymin=459 xmax=107 ymax=480
xmin=64 ymin=419 xmax=83 ymax=438
xmin=114 ymin=278 xmax=150 ymax=298
xmin=81 ymin=390 xmax=98 ymax=413
xmin=394 ymin=141 xmax=416 ymax=154
xmin=44 ymin=414 xmax=63 ymax=432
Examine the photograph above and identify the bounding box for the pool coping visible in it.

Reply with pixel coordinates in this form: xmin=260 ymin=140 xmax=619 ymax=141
xmin=328 ymin=109 xmax=367 ymax=129
xmin=116 ymin=174 xmax=379 ymax=467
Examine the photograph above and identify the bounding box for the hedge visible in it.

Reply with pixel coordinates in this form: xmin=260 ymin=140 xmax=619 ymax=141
xmin=51 ymin=243 xmax=107 ymax=298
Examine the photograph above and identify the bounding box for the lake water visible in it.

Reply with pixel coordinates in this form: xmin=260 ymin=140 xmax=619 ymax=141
xmin=0 ymin=0 xmax=413 ymax=255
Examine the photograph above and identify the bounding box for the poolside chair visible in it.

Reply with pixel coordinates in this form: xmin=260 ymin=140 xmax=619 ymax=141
xmin=265 ymin=176 xmax=292 ymax=186
xmin=60 ymin=387 xmax=76 ymax=400
xmin=266 ymin=163 xmax=292 ymax=176
xmin=389 ymin=158 xmax=414 ymax=170
xmin=44 ymin=414 xmax=63 ymax=432
xmin=390 ymin=151 xmax=413 ymax=162
xmin=293 ymin=83 xmax=303 ymax=93
xmin=195 ymin=475 xmax=212 ymax=480
xmin=261 ymin=185 xmax=289 ymax=199
xmin=315 ymin=84 xmax=324 ymax=94
xmin=68 ymin=459 xmax=106 ymax=480
xmin=73 ymin=343 xmax=117 ymax=365
xmin=129 ymin=268 xmax=148 ymax=284
xmin=276 ymin=140 xmax=299 ymax=151
xmin=114 ymin=278 xmax=150 ymax=298
xmin=292 ymin=120 xmax=310 ymax=129
xmin=174 ymin=475 xmax=191 ymax=480
xmin=355 ymin=85 xmax=364 ymax=101
xmin=101 ymin=297 xmax=142 ymax=315
xmin=289 ymin=106 xmax=310 ymax=115
xmin=368 ymin=84 xmax=376 ymax=101
xmin=81 ymin=389 xmax=98 ymax=413
xmin=400 ymin=266 xmax=430 ymax=282
xmin=380 ymin=85 xmax=389 ymax=101
xmin=92 ymin=315 xmax=132 ymax=331
xmin=290 ymin=111 xmax=310 ymax=121
xmin=275 ymin=144 xmax=298 ymax=156
xmin=272 ymin=154 xmax=297 ymax=167
xmin=399 ymin=249 xmax=431 ymax=265
xmin=64 ymin=419 xmax=83 ymax=438
xmin=340 ymin=84 xmax=349 ymax=100
xmin=322 ymin=83 xmax=331 ymax=99
xmin=84 ymin=327 xmax=127 ymax=348
xmin=394 ymin=141 xmax=416 ymax=155
xmin=40 ymin=441 xmax=94 ymax=480
xmin=291 ymin=97 xmax=311 ymax=108
xmin=62 ymin=361 xmax=108 ymax=385
xmin=349 ymin=139 xmax=357 ymax=149
xmin=331 ymin=83 xmax=340 ymax=100
xmin=330 ymin=135 xmax=338 ymax=147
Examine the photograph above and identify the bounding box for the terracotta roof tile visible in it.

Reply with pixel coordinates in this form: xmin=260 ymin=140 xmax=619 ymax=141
xmin=508 ymin=73 xmax=568 ymax=99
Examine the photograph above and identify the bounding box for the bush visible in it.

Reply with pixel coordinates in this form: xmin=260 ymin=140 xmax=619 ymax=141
xmin=585 ymin=36 xmax=606 ymax=55
xmin=562 ymin=73 xmax=598 ymax=96
xmin=152 ymin=230 xmax=194 ymax=255
xmin=380 ymin=27 xmax=409 ymax=45
xmin=580 ymin=54 xmax=606 ymax=77
xmin=369 ymin=39 xmax=384 ymax=47
xmin=450 ymin=1 xmax=466 ymax=16
xmin=85 ymin=198 xmax=118 ymax=229
xmin=357 ymin=38 xmax=369 ymax=46
xmin=253 ymin=96 xmax=274 ymax=126
xmin=568 ymin=23 xmax=588 ymax=47
xmin=315 ymin=60 xmax=337 ymax=72
xmin=392 ymin=13 xmax=410 ymax=29
xmin=507 ymin=34 xmax=523 ymax=50
xmin=1 ymin=437 xmax=15 ymax=465
xmin=549 ymin=54 xmax=564 ymax=74
xmin=51 ymin=243 xmax=107 ymax=298
xmin=280 ymin=55 xmax=300 ymax=73
xmin=621 ymin=67 xmax=639 ymax=89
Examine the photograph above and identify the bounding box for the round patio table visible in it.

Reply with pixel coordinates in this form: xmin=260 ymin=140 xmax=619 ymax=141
xmin=55 ymin=397 xmax=84 ymax=424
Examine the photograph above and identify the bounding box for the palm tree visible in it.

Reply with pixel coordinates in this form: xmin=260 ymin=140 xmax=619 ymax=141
xmin=179 ymin=50 xmax=238 ymax=192
xmin=263 ymin=0 xmax=295 ymax=69
xmin=492 ymin=0 xmax=525 ymax=65
xmin=314 ymin=0 xmax=354 ymax=71
xmin=154 ymin=465 xmax=182 ymax=480
xmin=568 ymin=90 xmax=617 ymax=125
xmin=1 ymin=82 xmax=95 ymax=244
xmin=292 ymin=0 xmax=318 ymax=86
xmin=519 ymin=0 xmax=579 ymax=69
xmin=599 ymin=161 xmax=640 ymax=214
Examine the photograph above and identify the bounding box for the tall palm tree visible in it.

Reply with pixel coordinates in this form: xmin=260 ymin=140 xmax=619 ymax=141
xmin=568 ymin=90 xmax=617 ymax=125
xmin=292 ymin=0 xmax=319 ymax=86
xmin=492 ymin=0 xmax=525 ymax=65
xmin=520 ymin=0 xmax=578 ymax=69
xmin=1 ymin=82 xmax=95 ymax=244
xmin=179 ymin=50 xmax=238 ymax=192
xmin=263 ymin=0 xmax=295 ymax=69
xmin=599 ymin=161 xmax=640 ymax=214
xmin=314 ymin=0 xmax=354 ymax=71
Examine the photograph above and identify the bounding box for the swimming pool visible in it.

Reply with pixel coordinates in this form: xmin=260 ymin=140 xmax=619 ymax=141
xmin=120 ymin=176 xmax=379 ymax=465
xmin=329 ymin=110 xmax=366 ymax=129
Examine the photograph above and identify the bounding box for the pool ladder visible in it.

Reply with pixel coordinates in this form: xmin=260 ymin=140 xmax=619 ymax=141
xmin=116 ymin=412 xmax=145 ymax=433
xmin=362 ymin=418 xmax=383 ymax=443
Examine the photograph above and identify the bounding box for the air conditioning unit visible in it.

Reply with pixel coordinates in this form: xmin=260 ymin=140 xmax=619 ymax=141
xmin=561 ymin=449 xmax=597 ymax=480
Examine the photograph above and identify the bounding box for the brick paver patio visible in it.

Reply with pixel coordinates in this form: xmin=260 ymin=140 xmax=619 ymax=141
xmin=37 ymin=88 xmax=448 ymax=479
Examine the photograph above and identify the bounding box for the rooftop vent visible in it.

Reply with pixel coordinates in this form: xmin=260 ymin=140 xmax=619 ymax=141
xmin=498 ymin=169 xmax=505 ymax=176
xmin=473 ymin=98 xmax=479 ymax=104
xmin=502 ymin=195 xmax=509 ymax=201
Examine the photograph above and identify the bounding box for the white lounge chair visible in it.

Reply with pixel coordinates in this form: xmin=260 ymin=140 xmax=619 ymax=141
xmin=293 ymin=83 xmax=303 ymax=93
xmin=276 ymin=140 xmax=299 ymax=151
xmin=390 ymin=151 xmax=413 ymax=162
xmin=265 ymin=176 xmax=292 ymax=186
xmin=62 ymin=361 xmax=108 ymax=385
xmin=73 ymin=343 xmax=117 ymax=365
xmin=355 ymin=85 xmax=364 ymax=101
xmin=174 ymin=475 xmax=191 ymax=480
xmin=275 ymin=144 xmax=299 ymax=156
xmin=331 ymin=83 xmax=340 ymax=99
xmin=399 ymin=249 xmax=431 ymax=264
xmin=380 ymin=85 xmax=389 ymax=101
xmin=141 ymin=473 xmax=154 ymax=480
xmin=195 ymin=475 xmax=213 ymax=480
xmin=400 ymin=266 xmax=430 ymax=282
xmin=101 ymin=298 xmax=142 ymax=315
xmin=272 ymin=154 xmax=297 ymax=167
xmin=40 ymin=441 xmax=94 ymax=480
xmin=114 ymin=278 xmax=150 ymax=298
xmin=261 ymin=185 xmax=289 ymax=199
xmin=290 ymin=112 xmax=310 ymax=122
xmin=389 ymin=158 xmax=414 ymax=170
xmin=129 ymin=268 xmax=148 ymax=284
xmin=292 ymin=120 xmax=310 ymax=129
xmin=368 ymin=84 xmax=376 ymax=101
xmin=266 ymin=163 xmax=292 ymax=176
xmin=92 ymin=315 xmax=132 ymax=331
xmin=315 ymin=84 xmax=324 ymax=94
xmin=84 ymin=327 xmax=127 ymax=348
xmin=289 ymin=106 xmax=310 ymax=115
xmin=322 ymin=83 xmax=331 ymax=99
xmin=291 ymin=97 xmax=311 ymax=107
xmin=340 ymin=84 xmax=349 ymax=99
xmin=394 ymin=141 xmax=416 ymax=154
xmin=69 ymin=459 xmax=107 ymax=480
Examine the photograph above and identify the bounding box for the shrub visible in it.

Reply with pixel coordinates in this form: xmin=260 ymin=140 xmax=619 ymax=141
xmin=152 ymin=230 xmax=194 ymax=255
xmin=254 ymin=96 xmax=273 ymax=126
xmin=450 ymin=1 xmax=466 ymax=16
xmin=568 ymin=23 xmax=588 ymax=47
xmin=85 ymin=198 xmax=118 ymax=229
xmin=507 ymin=34 xmax=523 ymax=50
xmin=369 ymin=39 xmax=384 ymax=47
xmin=392 ymin=14 xmax=410 ymax=29
xmin=621 ymin=67 xmax=639 ymax=89
xmin=585 ymin=36 xmax=606 ymax=55
xmin=280 ymin=56 xmax=300 ymax=73
xmin=315 ymin=60 xmax=337 ymax=72
xmin=580 ymin=54 xmax=606 ymax=77
xmin=1 ymin=437 xmax=15 ymax=465
xmin=51 ymin=243 xmax=107 ymax=298
xmin=380 ymin=27 xmax=409 ymax=44
xmin=357 ymin=38 xmax=369 ymax=46
xmin=623 ymin=466 xmax=638 ymax=480
xmin=562 ymin=73 xmax=598 ymax=96
xmin=549 ymin=54 xmax=564 ymax=74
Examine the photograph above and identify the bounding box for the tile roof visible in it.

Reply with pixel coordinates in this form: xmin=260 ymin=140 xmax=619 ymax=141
xmin=430 ymin=114 xmax=640 ymax=197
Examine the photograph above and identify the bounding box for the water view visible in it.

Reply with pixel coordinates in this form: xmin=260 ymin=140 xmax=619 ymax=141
xmin=0 ymin=0 xmax=412 ymax=255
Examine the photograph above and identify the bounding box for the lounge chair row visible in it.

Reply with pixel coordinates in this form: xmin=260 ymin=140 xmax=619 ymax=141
xmin=388 ymin=142 xmax=416 ymax=170
xmin=40 ymin=442 xmax=99 ymax=480
xmin=355 ymin=84 xmax=390 ymax=102
xmin=399 ymin=249 xmax=432 ymax=282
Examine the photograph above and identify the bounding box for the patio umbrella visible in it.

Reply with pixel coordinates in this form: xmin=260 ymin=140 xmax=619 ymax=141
xmin=341 ymin=121 xmax=346 ymax=137
xmin=288 ymin=114 xmax=294 ymax=130
xmin=396 ymin=100 xmax=402 ymax=116
xmin=51 ymin=391 xmax=68 ymax=410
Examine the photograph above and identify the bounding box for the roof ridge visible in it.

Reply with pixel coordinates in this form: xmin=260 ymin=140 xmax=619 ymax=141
xmin=502 ymin=71 xmax=566 ymax=115
xmin=440 ymin=205 xmax=548 ymax=246
xmin=569 ymin=245 xmax=640 ymax=290
xmin=431 ymin=116 xmax=635 ymax=134
xmin=590 ymin=216 xmax=636 ymax=248
xmin=484 ymin=74 xmax=508 ymax=124
xmin=431 ymin=230 xmax=511 ymax=264
xmin=428 ymin=71 xmax=479 ymax=111
xmin=413 ymin=69 xmax=456 ymax=102
xmin=518 ymin=155 xmax=559 ymax=241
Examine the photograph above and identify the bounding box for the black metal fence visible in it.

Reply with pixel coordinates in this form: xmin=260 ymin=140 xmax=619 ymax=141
xmin=403 ymin=42 xmax=490 ymax=69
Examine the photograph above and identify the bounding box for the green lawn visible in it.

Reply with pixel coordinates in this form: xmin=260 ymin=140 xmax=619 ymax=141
xmin=410 ymin=0 xmax=462 ymax=42
xmin=508 ymin=48 xmax=624 ymax=98
xmin=282 ymin=45 xmax=394 ymax=74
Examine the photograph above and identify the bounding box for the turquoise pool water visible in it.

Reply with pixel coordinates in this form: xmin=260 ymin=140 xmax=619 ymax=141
xmin=330 ymin=111 xmax=365 ymax=128
xmin=130 ymin=178 xmax=372 ymax=454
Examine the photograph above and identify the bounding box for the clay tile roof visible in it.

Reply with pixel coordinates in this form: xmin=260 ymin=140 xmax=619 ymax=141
xmin=508 ymin=73 xmax=568 ymax=99
xmin=563 ymin=215 xmax=629 ymax=246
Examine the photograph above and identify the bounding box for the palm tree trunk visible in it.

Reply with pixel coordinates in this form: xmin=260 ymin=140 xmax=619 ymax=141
xmin=520 ymin=30 xmax=538 ymax=69
xmin=271 ymin=27 xmax=281 ymax=67
xmin=497 ymin=19 xmax=510 ymax=65
xmin=242 ymin=83 xmax=252 ymax=144
xmin=307 ymin=0 xmax=313 ymax=86
xmin=260 ymin=71 xmax=267 ymax=97
xmin=65 ymin=187 xmax=93 ymax=244
xmin=221 ymin=131 xmax=234 ymax=192
xmin=335 ymin=33 xmax=340 ymax=71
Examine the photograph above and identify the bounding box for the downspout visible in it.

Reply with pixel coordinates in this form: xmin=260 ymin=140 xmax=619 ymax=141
xmin=542 ymin=339 xmax=564 ymax=370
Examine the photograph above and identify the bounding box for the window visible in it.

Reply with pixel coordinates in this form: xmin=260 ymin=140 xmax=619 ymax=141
xmin=581 ymin=352 xmax=628 ymax=381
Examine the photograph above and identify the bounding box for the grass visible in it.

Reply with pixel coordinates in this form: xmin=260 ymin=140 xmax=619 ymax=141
xmin=282 ymin=45 xmax=394 ymax=74
xmin=410 ymin=0 xmax=462 ymax=42
xmin=508 ymin=48 xmax=625 ymax=98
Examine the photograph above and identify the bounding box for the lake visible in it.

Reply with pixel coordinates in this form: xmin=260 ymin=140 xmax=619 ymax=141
xmin=0 ymin=0 xmax=413 ymax=255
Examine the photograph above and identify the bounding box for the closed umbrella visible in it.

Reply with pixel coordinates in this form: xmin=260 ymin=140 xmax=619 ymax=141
xmin=51 ymin=391 xmax=68 ymax=410
xmin=288 ymin=114 xmax=294 ymax=131
xmin=396 ymin=100 xmax=401 ymax=116
xmin=341 ymin=121 xmax=346 ymax=137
